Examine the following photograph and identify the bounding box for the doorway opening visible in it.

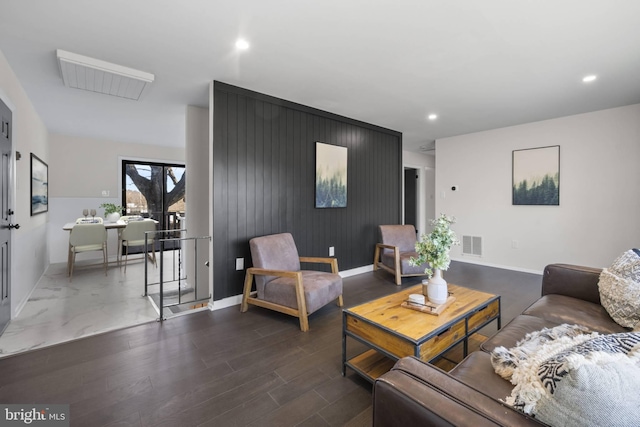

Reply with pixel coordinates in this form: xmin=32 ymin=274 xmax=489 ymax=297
xmin=404 ymin=167 xmax=418 ymax=233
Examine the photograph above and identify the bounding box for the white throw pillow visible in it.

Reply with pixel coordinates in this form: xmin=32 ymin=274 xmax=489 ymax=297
xmin=598 ymin=249 xmax=640 ymax=328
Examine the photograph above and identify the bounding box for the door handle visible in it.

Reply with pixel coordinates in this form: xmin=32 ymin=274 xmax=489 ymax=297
xmin=7 ymin=223 xmax=19 ymax=229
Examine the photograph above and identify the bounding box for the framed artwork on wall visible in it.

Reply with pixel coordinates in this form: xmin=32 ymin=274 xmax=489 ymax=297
xmin=315 ymin=142 xmax=347 ymax=208
xmin=512 ymin=145 xmax=560 ymax=206
xmin=30 ymin=153 xmax=48 ymax=215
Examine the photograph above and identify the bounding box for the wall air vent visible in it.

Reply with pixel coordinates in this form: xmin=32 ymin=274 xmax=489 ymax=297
xmin=56 ymin=49 xmax=154 ymax=101
xmin=462 ymin=235 xmax=482 ymax=256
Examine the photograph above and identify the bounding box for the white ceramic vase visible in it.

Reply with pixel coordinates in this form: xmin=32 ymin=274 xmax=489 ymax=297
xmin=106 ymin=212 xmax=121 ymax=223
xmin=427 ymin=269 xmax=448 ymax=305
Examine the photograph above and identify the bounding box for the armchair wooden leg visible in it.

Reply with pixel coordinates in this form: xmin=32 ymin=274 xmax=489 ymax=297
xmin=373 ymin=245 xmax=381 ymax=271
xmin=241 ymin=271 xmax=254 ymax=313
xmin=394 ymin=248 xmax=402 ymax=285
xmin=336 ymin=295 xmax=343 ymax=307
xmin=294 ymin=273 xmax=309 ymax=332
xmin=298 ymin=315 xmax=309 ymax=332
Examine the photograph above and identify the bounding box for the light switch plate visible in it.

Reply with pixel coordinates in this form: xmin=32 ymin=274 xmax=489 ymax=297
xmin=235 ymin=258 xmax=244 ymax=270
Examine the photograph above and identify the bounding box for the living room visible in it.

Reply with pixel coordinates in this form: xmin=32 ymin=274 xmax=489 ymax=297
xmin=1 ymin=2 xmax=639 ymax=426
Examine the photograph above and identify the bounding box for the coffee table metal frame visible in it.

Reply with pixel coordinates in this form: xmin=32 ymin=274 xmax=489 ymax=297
xmin=341 ymin=284 xmax=501 ymax=383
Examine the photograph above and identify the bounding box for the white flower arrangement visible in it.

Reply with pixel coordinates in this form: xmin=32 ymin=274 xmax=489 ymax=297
xmin=410 ymin=214 xmax=460 ymax=278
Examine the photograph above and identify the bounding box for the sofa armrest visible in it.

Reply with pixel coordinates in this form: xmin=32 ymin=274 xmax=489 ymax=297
xmin=373 ymin=357 xmax=543 ymax=427
xmin=541 ymin=264 xmax=603 ymax=304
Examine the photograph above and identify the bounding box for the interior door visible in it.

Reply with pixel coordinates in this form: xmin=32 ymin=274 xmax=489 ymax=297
xmin=0 ymin=99 xmax=12 ymax=335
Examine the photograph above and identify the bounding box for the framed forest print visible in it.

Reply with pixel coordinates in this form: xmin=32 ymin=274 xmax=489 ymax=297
xmin=315 ymin=142 xmax=347 ymax=208
xmin=512 ymin=145 xmax=559 ymax=205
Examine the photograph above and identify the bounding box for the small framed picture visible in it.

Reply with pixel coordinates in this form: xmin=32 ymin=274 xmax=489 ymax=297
xmin=31 ymin=153 xmax=48 ymax=215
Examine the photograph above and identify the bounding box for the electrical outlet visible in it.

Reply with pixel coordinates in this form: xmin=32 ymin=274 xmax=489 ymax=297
xmin=511 ymin=240 xmax=519 ymax=249
xmin=329 ymin=246 xmax=335 ymax=257
xmin=235 ymin=258 xmax=244 ymax=270
xmin=101 ymin=190 xmax=110 ymax=197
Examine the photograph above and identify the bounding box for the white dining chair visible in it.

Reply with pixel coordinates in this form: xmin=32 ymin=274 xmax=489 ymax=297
xmin=68 ymin=223 xmax=108 ymax=280
xmin=119 ymin=219 xmax=157 ymax=272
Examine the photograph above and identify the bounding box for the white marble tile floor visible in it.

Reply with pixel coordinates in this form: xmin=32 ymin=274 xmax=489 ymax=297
xmin=0 ymin=255 xmax=168 ymax=358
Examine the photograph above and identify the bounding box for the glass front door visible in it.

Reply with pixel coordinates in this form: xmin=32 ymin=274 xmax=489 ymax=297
xmin=122 ymin=160 xmax=185 ymax=235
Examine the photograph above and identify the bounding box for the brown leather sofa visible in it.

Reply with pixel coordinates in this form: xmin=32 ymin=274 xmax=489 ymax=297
xmin=373 ymin=264 xmax=626 ymax=427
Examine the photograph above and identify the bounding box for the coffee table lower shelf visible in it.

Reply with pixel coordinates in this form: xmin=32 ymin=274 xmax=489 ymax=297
xmin=345 ymin=349 xmax=397 ymax=382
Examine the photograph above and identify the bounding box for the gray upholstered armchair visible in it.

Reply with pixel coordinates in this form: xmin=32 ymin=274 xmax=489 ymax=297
xmin=241 ymin=233 xmax=343 ymax=332
xmin=373 ymin=224 xmax=428 ymax=285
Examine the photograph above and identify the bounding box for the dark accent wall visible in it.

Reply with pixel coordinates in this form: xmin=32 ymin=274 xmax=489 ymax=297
xmin=213 ymin=81 xmax=402 ymax=300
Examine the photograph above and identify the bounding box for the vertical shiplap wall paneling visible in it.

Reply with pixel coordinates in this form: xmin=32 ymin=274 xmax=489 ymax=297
xmin=212 ymin=82 xmax=402 ymax=300
xmin=227 ymin=93 xmax=239 ymax=296
xmin=213 ymin=90 xmax=228 ymax=295
xmin=246 ymin=97 xmax=256 ymax=244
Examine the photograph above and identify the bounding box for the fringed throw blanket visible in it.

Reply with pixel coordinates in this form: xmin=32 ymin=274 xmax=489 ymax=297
xmin=491 ymin=324 xmax=640 ymax=427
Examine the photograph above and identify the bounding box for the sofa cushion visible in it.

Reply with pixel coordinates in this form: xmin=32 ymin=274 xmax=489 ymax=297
xmin=449 ymin=351 xmax=513 ymax=401
xmin=598 ymin=249 xmax=640 ymax=328
xmin=522 ymin=294 xmax=626 ymax=334
xmin=481 ymin=315 xmax=561 ymax=352
xmin=491 ymin=328 xmax=640 ymax=427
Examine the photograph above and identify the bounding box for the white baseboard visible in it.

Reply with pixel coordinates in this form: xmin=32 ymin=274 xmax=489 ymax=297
xmin=339 ymin=264 xmax=373 ymax=278
xmin=208 ymin=294 xmax=243 ymax=311
xmin=13 ymin=273 xmax=43 ymax=319
xmin=451 ymin=257 xmax=543 ymax=275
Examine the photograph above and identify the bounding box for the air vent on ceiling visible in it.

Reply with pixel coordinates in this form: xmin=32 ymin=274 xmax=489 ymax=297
xmin=462 ymin=235 xmax=482 ymax=257
xmin=56 ymin=49 xmax=154 ymax=101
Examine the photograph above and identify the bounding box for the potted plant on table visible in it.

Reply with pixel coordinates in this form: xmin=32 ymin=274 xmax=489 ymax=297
xmin=100 ymin=203 xmax=123 ymax=223
xmin=410 ymin=214 xmax=460 ymax=304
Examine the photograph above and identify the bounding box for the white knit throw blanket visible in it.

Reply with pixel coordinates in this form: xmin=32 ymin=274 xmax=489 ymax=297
xmin=491 ymin=325 xmax=640 ymax=427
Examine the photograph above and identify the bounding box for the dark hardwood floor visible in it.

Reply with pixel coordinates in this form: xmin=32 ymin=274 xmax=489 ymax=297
xmin=0 ymin=262 xmax=542 ymax=426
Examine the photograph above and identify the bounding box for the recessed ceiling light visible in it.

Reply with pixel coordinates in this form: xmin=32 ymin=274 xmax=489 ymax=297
xmin=582 ymin=75 xmax=597 ymax=83
xmin=428 ymin=114 xmax=438 ymax=120
xmin=235 ymin=39 xmax=250 ymax=50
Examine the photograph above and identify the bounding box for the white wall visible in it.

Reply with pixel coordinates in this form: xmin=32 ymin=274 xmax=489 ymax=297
xmin=0 ymin=49 xmax=50 ymax=318
xmin=402 ymin=150 xmax=435 ymax=237
xmin=436 ymin=104 xmax=640 ymax=273
xmin=48 ymin=133 xmax=184 ymax=263
xmin=184 ymin=106 xmax=209 ymax=299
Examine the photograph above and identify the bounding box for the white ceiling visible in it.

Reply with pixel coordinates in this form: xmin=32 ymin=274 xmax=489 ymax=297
xmin=1 ymin=1 xmax=639 ymax=152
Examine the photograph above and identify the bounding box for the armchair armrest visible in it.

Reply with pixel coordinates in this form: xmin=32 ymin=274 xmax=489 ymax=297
xmin=374 ymin=243 xmax=400 ymax=262
xmin=373 ymin=243 xmax=402 ymax=285
xmin=373 ymin=357 xmax=542 ymax=427
xmin=375 ymin=243 xmax=399 ymax=251
xmin=246 ymin=267 xmax=301 ymax=279
xmin=541 ymin=264 xmax=603 ymax=305
xmin=299 ymin=256 xmax=339 ymax=274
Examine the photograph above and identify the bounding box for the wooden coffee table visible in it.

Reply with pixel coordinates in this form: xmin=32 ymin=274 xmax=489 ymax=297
xmin=342 ymin=283 xmax=500 ymax=382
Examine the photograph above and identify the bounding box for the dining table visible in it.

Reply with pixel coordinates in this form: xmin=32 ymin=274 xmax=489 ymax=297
xmin=62 ymin=219 xmax=127 ymax=231
xmin=62 ymin=218 xmax=159 ymax=272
